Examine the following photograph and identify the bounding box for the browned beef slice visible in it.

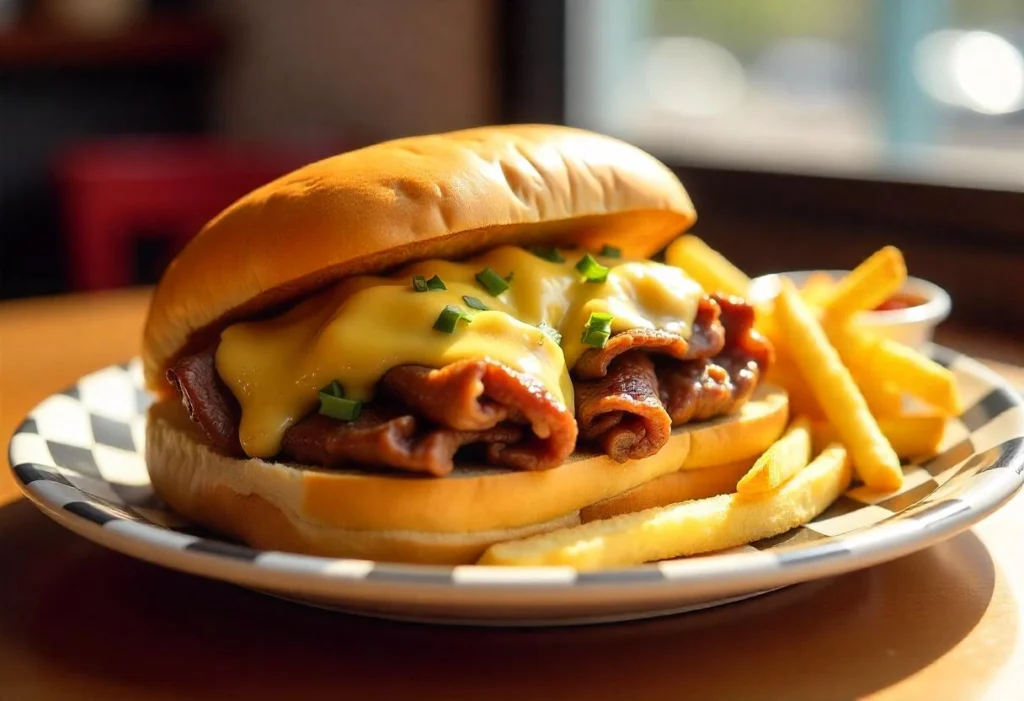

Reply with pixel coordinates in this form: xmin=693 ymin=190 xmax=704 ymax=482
xmin=572 ymin=294 xmax=772 ymax=459
xmin=279 ymin=406 xmax=524 ymax=477
xmin=574 ymin=351 xmax=672 ymax=462
xmin=714 ymin=293 xmax=774 ymax=372
xmin=655 ymin=294 xmax=771 ymax=425
xmin=167 ymin=350 xmax=577 ymax=474
xmin=166 ymin=348 xmax=244 ymax=456
xmin=574 ymin=296 xmax=726 ymax=380
xmin=656 ymin=358 xmax=758 ymax=425
xmin=381 ymin=359 xmax=578 ymax=471
xmin=380 ymin=363 xmax=508 ymax=431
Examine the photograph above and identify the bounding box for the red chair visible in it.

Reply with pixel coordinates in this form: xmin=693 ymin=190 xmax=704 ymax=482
xmin=57 ymin=137 xmax=345 ymax=290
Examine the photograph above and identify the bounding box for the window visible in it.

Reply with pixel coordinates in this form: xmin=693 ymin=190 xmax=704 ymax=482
xmin=567 ymin=0 xmax=1024 ymax=190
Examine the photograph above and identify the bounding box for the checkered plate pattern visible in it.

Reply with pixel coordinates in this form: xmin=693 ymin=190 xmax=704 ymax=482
xmin=8 ymin=346 xmax=1024 ymax=625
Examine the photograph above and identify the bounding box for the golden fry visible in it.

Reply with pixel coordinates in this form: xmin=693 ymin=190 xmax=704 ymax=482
xmin=479 ymin=444 xmax=852 ymax=570
xmin=765 ymin=352 xmax=825 ymax=419
xmin=823 ymin=246 xmax=906 ymax=321
xmin=830 ymin=325 xmax=963 ymax=416
xmin=812 ymin=415 xmax=946 ymax=459
xmin=848 ymin=364 xmax=904 ymax=417
xmin=665 ymin=234 xmax=750 ymax=297
xmin=799 ymin=272 xmax=835 ymax=307
xmin=737 ymin=416 xmax=813 ymax=494
xmin=774 ymin=280 xmax=903 ymax=491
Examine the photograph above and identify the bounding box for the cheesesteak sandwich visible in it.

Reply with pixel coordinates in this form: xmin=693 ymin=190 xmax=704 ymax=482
xmin=143 ymin=124 xmax=787 ymax=564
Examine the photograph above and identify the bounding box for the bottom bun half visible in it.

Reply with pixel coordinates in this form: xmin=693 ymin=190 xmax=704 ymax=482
xmin=146 ymin=384 xmax=788 ymax=564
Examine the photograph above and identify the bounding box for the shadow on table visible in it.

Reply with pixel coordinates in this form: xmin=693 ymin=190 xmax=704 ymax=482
xmin=0 ymin=497 xmax=1013 ymax=701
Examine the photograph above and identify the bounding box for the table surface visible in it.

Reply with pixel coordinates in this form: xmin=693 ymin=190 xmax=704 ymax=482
xmin=1 ymin=288 xmax=1022 ymax=701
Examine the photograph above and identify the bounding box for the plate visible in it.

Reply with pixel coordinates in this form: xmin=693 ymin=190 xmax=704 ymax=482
xmin=8 ymin=346 xmax=1024 ymax=626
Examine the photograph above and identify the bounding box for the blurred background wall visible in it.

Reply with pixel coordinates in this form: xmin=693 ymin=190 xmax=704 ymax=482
xmin=0 ymin=0 xmax=496 ymax=300
xmin=211 ymin=0 xmax=494 ymax=142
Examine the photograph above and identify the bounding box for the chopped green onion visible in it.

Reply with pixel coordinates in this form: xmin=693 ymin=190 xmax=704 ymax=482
xmin=475 ymin=267 xmax=510 ymax=296
xmin=599 ymin=244 xmax=622 ymax=258
xmin=319 ymin=390 xmax=362 ymax=422
xmin=575 ymin=253 xmax=609 ymax=283
xmin=531 ymin=247 xmax=565 ymax=263
xmin=433 ymin=304 xmax=471 ymax=333
xmin=320 ymin=379 xmax=343 ymax=397
xmin=537 ymin=322 xmax=562 ymax=345
xmin=413 ymin=274 xmax=445 ymax=291
xmin=462 ymin=295 xmax=489 ymax=311
xmin=581 ymin=311 xmax=613 ymax=348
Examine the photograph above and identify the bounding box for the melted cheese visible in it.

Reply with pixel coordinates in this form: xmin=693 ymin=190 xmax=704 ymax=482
xmin=216 ymin=246 xmax=704 ymax=457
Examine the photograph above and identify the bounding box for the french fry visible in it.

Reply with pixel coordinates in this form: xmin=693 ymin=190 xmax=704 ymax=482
xmin=774 ymin=280 xmax=903 ymax=491
xmin=848 ymin=364 xmax=904 ymax=417
xmin=829 ymin=325 xmax=964 ymax=416
xmin=799 ymin=272 xmax=835 ymax=307
xmin=823 ymin=246 xmax=906 ymax=321
xmin=664 ymin=234 xmax=750 ymax=297
xmin=479 ymin=444 xmax=852 ymax=570
xmin=812 ymin=415 xmax=946 ymax=459
xmin=737 ymin=416 xmax=813 ymax=494
xmin=766 ymin=352 xmax=825 ymax=418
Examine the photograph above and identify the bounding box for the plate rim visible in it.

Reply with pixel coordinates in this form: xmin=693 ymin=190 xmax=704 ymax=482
xmin=7 ymin=345 xmax=1024 ymax=601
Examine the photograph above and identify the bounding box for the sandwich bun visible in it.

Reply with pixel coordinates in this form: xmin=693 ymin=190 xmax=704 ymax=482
xmin=146 ymin=385 xmax=788 ymax=564
xmin=579 ymin=459 xmax=755 ymax=523
xmin=141 ymin=124 xmax=785 ymax=565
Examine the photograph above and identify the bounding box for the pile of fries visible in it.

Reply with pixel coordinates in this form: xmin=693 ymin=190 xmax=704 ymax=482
xmin=479 ymin=237 xmax=963 ymax=570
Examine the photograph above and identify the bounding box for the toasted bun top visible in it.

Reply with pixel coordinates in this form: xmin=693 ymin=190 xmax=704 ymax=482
xmin=142 ymin=124 xmax=696 ymax=393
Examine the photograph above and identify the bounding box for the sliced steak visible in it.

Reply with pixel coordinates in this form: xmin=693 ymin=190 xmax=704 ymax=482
xmin=574 ymin=296 xmax=726 ymax=380
xmin=280 ymin=406 xmax=524 ymax=477
xmin=574 ymin=352 xmax=671 ymax=462
xmin=381 ymin=359 xmax=578 ymax=471
xmin=166 ymin=348 xmax=244 ymax=457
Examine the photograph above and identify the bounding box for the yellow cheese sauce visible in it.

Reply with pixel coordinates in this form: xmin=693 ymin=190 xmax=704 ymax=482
xmin=216 ymin=245 xmax=704 ymax=458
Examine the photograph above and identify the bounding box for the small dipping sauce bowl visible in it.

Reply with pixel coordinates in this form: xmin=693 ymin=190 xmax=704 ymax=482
xmin=748 ymin=270 xmax=951 ymax=349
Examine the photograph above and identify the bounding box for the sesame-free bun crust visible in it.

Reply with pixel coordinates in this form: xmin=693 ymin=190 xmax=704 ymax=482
xmin=145 ymin=385 xmax=787 ymax=564
xmin=142 ymin=124 xmax=696 ymax=394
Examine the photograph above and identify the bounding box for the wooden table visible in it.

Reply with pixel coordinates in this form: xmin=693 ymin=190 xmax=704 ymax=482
xmin=2 ymin=288 xmax=1023 ymax=701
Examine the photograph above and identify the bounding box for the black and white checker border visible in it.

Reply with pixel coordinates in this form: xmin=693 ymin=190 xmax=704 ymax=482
xmin=8 ymin=348 xmax=1024 ymax=591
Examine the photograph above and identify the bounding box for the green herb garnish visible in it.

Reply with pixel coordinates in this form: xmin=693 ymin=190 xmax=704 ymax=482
xmin=575 ymin=253 xmax=609 ymax=283
xmin=531 ymin=247 xmax=565 ymax=263
xmin=413 ymin=274 xmax=446 ymax=291
xmin=475 ymin=267 xmax=510 ymax=296
xmin=321 ymin=380 xmax=343 ymax=398
xmin=599 ymin=244 xmax=622 ymax=258
xmin=581 ymin=312 xmax=613 ymax=348
xmin=462 ymin=295 xmax=489 ymax=311
xmin=318 ymin=382 xmax=362 ymax=421
xmin=433 ymin=305 xmax=472 ymax=333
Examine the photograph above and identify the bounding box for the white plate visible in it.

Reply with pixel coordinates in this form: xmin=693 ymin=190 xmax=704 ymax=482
xmin=8 ymin=346 xmax=1023 ymax=626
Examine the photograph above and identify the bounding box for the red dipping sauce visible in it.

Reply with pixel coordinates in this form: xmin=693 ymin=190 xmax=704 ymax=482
xmin=874 ymin=292 xmax=928 ymax=312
